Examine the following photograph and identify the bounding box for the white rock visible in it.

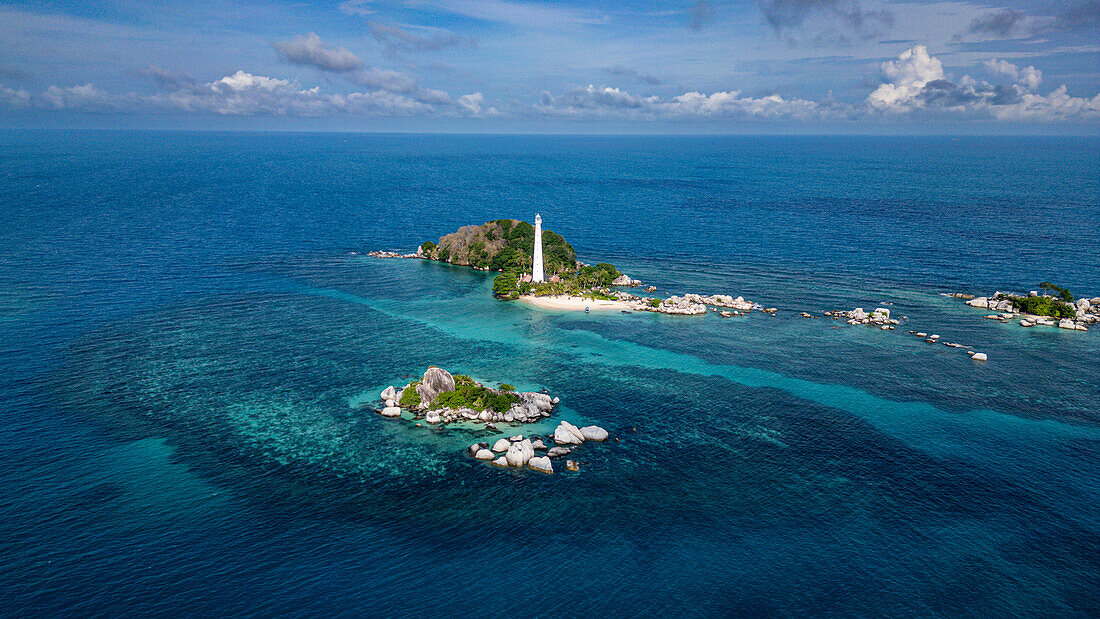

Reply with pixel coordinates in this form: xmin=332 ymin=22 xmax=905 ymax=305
xmin=425 ymin=410 xmax=441 ymax=424
xmin=509 ymin=435 xmax=523 ymax=441
xmin=528 ymin=456 xmax=553 ymax=474
xmin=475 ymin=449 xmax=495 ymax=461
xmin=505 ymin=439 xmax=535 ymax=467
xmin=1076 ymin=298 xmax=1091 ymax=312
xmin=966 ymin=297 xmax=989 ymax=308
xmin=380 ymin=406 xmax=402 ymax=418
xmin=580 ymin=425 xmax=609 ymax=441
xmin=531 ymin=439 xmax=547 ymax=450
xmin=478 ymin=410 xmax=491 ymax=422
xmin=380 ymin=385 xmax=397 ymax=401
xmin=970 ymin=352 xmax=988 ymax=361
xmin=492 ymin=438 xmax=511 ymax=452
xmin=546 ymin=446 xmax=572 ymax=457
xmin=1058 ymin=319 xmax=1077 ymax=330
xmin=491 ymin=457 xmax=509 ymax=467
xmin=553 ymin=420 xmax=585 ymax=444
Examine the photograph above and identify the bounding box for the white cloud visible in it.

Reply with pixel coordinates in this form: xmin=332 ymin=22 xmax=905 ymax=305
xmin=534 ymin=84 xmax=835 ymax=120
xmin=991 ymin=86 xmax=1100 ymax=121
xmin=867 ymin=45 xmax=943 ymax=111
xmin=984 ymin=58 xmax=1042 ymax=91
xmin=456 ymin=92 xmax=499 ymax=117
xmin=0 ymin=84 xmax=31 ymax=108
xmin=866 ymin=45 xmax=1096 ymax=121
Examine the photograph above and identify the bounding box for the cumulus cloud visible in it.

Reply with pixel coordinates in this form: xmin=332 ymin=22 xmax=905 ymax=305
xmin=4 ymin=45 xmax=1098 ymax=124
xmin=456 ymin=92 xmax=499 ymax=117
xmin=867 ymin=46 xmax=1098 ymax=121
xmin=866 ymin=45 xmax=943 ymax=111
xmin=984 ymin=59 xmax=1042 ymax=90
xmin=272 ymin=33 xmax=364 ymax=72
xmin=534 ymin=84 xmax=836 ymax=120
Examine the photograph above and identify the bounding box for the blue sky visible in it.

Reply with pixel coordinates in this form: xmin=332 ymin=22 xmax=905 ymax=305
xmin=1 ymin=0 xmax=1098 ymax=132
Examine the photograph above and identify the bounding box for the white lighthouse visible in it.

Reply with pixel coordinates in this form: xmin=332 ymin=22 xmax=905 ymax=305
xmin=532 ymin=213 xmax=545 ymax=283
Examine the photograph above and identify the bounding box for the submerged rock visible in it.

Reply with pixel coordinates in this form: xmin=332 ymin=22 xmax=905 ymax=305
xmin=566 ymin=460 xmax=580 ymax=472
xmin=546 ymin=446 xmax=573 ymax=458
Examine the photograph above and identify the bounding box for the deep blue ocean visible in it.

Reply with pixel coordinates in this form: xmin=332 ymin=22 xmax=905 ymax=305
xmin=1 ymin=131 xmax=1098 ymax=616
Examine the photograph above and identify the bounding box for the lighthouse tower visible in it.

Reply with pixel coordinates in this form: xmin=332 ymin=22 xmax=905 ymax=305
xmin=532 ymin=214 xmax=545 ymax=283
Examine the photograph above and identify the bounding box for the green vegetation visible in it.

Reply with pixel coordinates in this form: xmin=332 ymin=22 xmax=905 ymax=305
xmin=399 ymin=381 xmax=422 ymax=408
xmin=1039 ymin=282 xmax=1074 ymax=303
xmin=454 ymin=374 xmax=477 ymax=387
xmin=422 ymin=219 xmax=577 ymax=276
xmin=499 ymin=383 xmax=514 ymax=391
xmin=1009 ymin=295 xmax=1076 ymax=319
xmin=596 ymin=263 xmax=621 ymax=277
xmin=648 ymin=297 xmax=662 ymax=308
xmin=434 ymin=383 xmax=519 ymax=413
xmin=493 ymin=271 xmax=520 ymax=299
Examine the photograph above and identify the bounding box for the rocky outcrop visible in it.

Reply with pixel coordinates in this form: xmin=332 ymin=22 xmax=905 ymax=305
xmin=492 ymin=438 xmax=511 ymax=452
xmin=528 ymin=456 xmax=553 ymax=474
xmin=554 ymin=420 xmax=586 ymax=445
xmin=825 ymin=307 xmax=900 ymax=328
xmin=580 ymin=425 xmax=609 ymax=441
xmin=417 ymin=367 xmax=456 ymax=405
xmin=957 ymin=290 xmax=1097 ymax=331
xmin=546 ymin=446 xmax=572 ymax=458
xmin=612 ymin=274 xmax=642 ymax=287
xmin=505 ymin=439 xmax=535 ymax=467
xmin=380 ymin=406 xmax=402 ymax=418
xmin=475 ymin=449 xmax=495 ymax=461
xmin=380 ymin=385 xmax=397 ymax=401
xmin=683 ymin=293 xmax=756 ymax=311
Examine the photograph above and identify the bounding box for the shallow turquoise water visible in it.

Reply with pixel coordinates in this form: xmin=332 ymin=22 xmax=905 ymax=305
xmin=0 ymin=132 xmax=1098 ymax=615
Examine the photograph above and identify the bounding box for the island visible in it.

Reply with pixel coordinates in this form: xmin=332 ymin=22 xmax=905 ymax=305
xmin=372 ymin=366 xmax=609 ymax=474
xmin=954 ymin=282 xmax=1097 ymax=331
xmin=406 ymin=215 xmax=778 ymax=316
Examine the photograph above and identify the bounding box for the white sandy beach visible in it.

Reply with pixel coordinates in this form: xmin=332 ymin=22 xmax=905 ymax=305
xmin=518 ymin=294 xmax=634 ymax=312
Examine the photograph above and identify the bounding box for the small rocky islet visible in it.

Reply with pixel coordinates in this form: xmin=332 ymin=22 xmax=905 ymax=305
xmin=372 ymin=366 xmax=609 ymax=475
xmin=949 ymin=286 xmax=1097 ymax=332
